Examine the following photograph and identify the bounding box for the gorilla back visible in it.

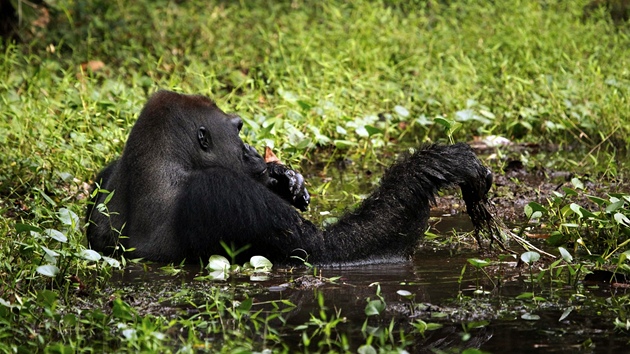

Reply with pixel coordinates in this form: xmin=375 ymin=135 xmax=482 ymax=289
xmin=86 ymin=90 xmax=495 ymax=265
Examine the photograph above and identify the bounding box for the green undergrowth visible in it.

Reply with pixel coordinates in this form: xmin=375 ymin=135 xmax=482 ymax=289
xmin=1 ymin=0 xmax=630 ymax=352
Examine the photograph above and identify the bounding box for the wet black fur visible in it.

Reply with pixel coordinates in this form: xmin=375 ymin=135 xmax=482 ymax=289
xmin=86 ymin=90 xmax=494 ymax=266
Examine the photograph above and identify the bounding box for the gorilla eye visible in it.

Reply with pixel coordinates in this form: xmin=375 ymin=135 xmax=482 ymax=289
xmin=198 ymin=126 xmax=211 ymax=150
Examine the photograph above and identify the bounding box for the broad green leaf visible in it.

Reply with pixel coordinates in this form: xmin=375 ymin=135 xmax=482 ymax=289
xmin=103 ymin=256 xmax=121 ymax=268
xmin=562 ymin=187 xmax=578 ymax=196
xmin=15 ymin=223 xmax=42 ymax=234
xmin=394 ymin=105 xmax=410 ymax=118
xmin=37 ymin=289 xmax=58 ymax=307
xmin=619 ymin=251 xmax=630 ymax=264
xmin=434 ymin=117 xmax=451 ymax=129
xmin=365 ymin=299 xmax=385 ymax=316
xmin=396 ymin=290 xmax=413 ymax=298
xmin=571 ymin=178 xmax=584 ymax=190
xmin=238 ymin=298 xmax=253 ymax=313
xmin=587 ymin=195 xmax=608 ymax=206
xmin=41 ymin=246 xmax=59 ymax=258
xmin=355 ymin=126 xmax=369 ymax=137
xmin=112 ymin=298 xmax=135 ymax=321
xmin=80 ymin=249 xmax=102 ymax=262
xmin=364 ymin=125 xmax=382 ymax=136
xmin=520 ymin=251 xmax=540 ymax=264
xmin=333 ymin=140 xmax=357 ymax=148
xmin=525 ymin=202 xmax=547 ymax=219
xmin=614 ymin=213 xmax=630 ymax=227
xmin=569 ymin=203 xmax=583 ymax=217
xmin=358 ymin=345 xmax=377 ymax=354
xmin=467 ymin=258 xmax=491 ymax=268
xmin=606 ymin=200 xmax=624 ymax=213
xmin=44 ymin=229 xmax=68 ymax=243
xmin=558 ymin=247 xmax=573 ymax=263
xmin=58 ymin=208 xmax=80 ymax=230
xmin=36 ymin=264 xmax=59 ymax=277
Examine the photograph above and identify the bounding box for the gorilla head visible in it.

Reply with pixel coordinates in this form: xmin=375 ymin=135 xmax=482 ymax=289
xmin=87 ymin=90 xmax=494 ymax=265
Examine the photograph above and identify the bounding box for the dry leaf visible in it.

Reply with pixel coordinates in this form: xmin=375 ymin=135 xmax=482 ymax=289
xmin=264 ymin=147 xmax=281 ymax=164
xmin=81 ymin=61 xmax=105 ymax=72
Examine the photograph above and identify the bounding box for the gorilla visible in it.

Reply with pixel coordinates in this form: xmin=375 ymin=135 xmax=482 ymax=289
xmin=86 ymin=90 xmax=495 ymax=266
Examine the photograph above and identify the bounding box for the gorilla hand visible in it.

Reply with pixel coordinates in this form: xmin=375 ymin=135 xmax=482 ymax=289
xmin=266 ymin=163 xmax=310 ymax=211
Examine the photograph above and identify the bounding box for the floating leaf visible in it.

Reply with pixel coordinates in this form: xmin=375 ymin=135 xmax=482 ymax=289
xmin=44 ymin=229 xmax=68 ymax=243
xmin=250 ymin=274 xmax=270 ymax=281
xmin=36 ymin=264 xmax=59 ymax=277
xmin=250 ymin=255 xmax=273 ymax=271
xmin=521 ymin=313 xmax=540 ymax=321
xmin=206 ymin=255 xmax=230 ymax=272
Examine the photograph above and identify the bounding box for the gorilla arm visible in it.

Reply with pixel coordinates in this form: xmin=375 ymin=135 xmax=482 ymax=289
xmin=173 ymin=167 xmax=321 ymax=264
xmin=313 ymin=143 xmax=493 ymax=265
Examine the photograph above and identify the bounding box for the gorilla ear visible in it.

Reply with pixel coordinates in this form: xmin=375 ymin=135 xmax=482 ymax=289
xmin=198 ymin=126 xmax=211 ymax=150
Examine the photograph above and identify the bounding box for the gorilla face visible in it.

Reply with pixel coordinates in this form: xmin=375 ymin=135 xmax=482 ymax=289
xmin=196 ymin=109 xmax=270 ymax=184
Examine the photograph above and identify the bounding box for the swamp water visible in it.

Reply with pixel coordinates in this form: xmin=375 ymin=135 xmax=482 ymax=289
xmin=111 ymin=213 xmax=629 ymax=353
xmin=109 ymin=148 xmax=630 ymax=352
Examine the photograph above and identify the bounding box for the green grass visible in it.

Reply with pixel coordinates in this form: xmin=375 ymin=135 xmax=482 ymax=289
xmin=1 ymin=0 xmax=630 ymax=352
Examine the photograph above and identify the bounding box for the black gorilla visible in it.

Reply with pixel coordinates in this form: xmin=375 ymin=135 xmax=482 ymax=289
xmin=87 ymin=90 xmax=494 ymax=265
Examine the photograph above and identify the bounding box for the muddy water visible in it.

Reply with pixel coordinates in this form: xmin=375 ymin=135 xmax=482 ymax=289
xmin=113 ymin=214 xmax=628 ymax=353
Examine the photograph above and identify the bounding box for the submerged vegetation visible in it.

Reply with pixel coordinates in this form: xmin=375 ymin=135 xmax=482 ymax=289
xmin=1 ymin=0 xmax=630 ymax=352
